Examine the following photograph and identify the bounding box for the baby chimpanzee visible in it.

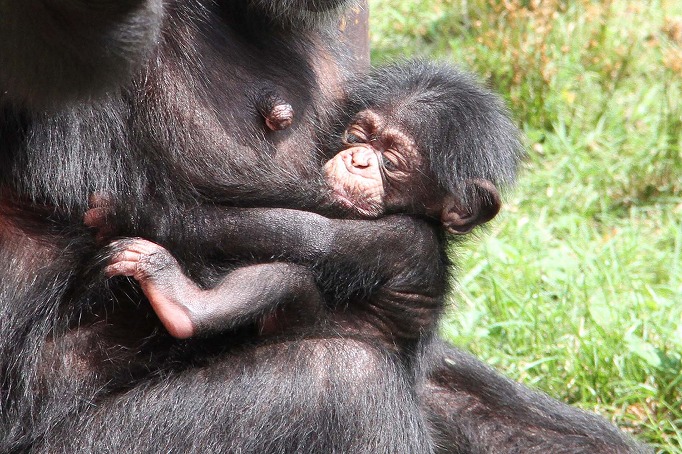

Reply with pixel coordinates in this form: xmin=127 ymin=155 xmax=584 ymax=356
xmin=98 ymin=61 xmax=521 ymax=346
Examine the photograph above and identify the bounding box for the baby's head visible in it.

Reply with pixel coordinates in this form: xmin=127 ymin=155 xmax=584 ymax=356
xmin=323 ymin=60 xmax=522 ymax=233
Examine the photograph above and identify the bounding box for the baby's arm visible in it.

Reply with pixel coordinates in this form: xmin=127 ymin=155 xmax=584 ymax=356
xmin=94 ymin=205 xmax=443 ymax=341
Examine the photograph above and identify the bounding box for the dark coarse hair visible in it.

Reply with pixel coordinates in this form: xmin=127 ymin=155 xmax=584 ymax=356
xmin=345 ymin=59 xmax=524 ymax=203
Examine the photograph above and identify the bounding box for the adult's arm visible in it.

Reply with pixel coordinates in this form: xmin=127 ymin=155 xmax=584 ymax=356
xmin=0 ymin=0 xmax=164 ymax=108
xmin=419 ymin=340 xmax=653 ymax=453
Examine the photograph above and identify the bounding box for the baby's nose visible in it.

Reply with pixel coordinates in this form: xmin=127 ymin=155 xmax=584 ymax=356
xmin=350 ymin=148 xmax=374 ymax=168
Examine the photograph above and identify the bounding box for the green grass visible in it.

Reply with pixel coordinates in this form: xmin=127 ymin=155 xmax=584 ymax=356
xmin=368 ymin=0 xmax=682 ymax=451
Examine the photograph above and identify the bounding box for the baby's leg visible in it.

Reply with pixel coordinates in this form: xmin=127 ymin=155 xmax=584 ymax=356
xmin=105 ymin=238 xmax=322 ymax=339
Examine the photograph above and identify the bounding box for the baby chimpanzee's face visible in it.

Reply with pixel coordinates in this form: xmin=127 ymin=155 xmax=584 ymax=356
xmin=322 ymin=109 xmax=426 ymax=218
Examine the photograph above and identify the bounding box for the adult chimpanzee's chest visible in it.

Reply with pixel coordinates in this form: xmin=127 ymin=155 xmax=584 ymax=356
xmin=143 ymin=12 xmax=345 ymax=184
xmin=1 ymin=8 xmax=349 ymax=211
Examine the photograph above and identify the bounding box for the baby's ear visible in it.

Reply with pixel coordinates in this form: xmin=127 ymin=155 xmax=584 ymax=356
xmin=440 ymin=179 xmax=501 ymax=235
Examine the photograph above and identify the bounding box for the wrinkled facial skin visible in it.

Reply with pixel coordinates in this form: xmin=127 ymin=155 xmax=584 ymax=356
xmin=323 ymin=110 xmax=422 ymax=218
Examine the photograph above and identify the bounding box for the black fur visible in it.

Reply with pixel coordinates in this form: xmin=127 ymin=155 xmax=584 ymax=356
xmin=0 ymin=0 xmax=164 ymax=109
xmin=241 ymin=0 xmax=358 ymax=28
xmin=345 ymin=61 xmax=522 ymax=204
xmin=0 ymin=1 xmax=651 ymax=453
xmin=421 ymin=341 xmax=651 ymax=453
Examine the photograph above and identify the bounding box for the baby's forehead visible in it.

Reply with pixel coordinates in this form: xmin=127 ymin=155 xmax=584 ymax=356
xmin=352 ymin=110 xmax=419 ymax=143
xmin=351 ymin=109 xmax=383 ymax=126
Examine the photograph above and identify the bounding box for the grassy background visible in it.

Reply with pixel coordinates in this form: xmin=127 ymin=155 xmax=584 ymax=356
xmin=368 ymin=0 xmax=682 ymax=451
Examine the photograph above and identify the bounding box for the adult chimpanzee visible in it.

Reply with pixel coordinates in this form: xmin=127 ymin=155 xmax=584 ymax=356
xmin=0 ymin=1 xmax=651 ymax=453
xmin=95 ymin=61 xmax=512 ymax=342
